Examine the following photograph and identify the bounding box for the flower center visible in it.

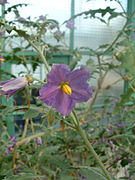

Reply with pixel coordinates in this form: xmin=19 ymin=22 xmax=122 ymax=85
xmin=0 ymin=58 xmax=4 ymax=62
xmin=9 ymin=147 xmax=14 ymax=151
xmin=61 ymin=83 xmax=72 ymax=95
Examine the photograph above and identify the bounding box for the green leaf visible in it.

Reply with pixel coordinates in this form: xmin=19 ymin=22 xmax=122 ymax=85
xmin=5 ymin=173 xmax=45 ymax=180
xmin=3 ymin=106 xmax=16 ymax=115
xmin=108 ymin=12 xmax=123 ymax=21
xmin=116 ymin=40 xmax=135 ymax=76
xmin=75 ymin=166 xmax=116 ymax=180
xmin=47 ymin=108 xmax=55 ymax=126
xmin=4 ymin=4 xmax=28 ymax=15
xmin=120 ymin=159 xmax=129 ymax=167
xmin=69 ymin=53 xmax=82 ymax=71
xmin=5 ymin=24 xmax=14 ymax=33
xmin=66 ymin=7 xmax=115 ymax=22
xmin=24 ymin=108 xmax=40 ymax=119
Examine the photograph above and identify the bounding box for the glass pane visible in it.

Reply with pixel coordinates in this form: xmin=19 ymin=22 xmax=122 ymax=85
xmin=6 ymin=0 xmax=71 ymax=25
xmin=74 ymin=0 xmax=127 ymax=49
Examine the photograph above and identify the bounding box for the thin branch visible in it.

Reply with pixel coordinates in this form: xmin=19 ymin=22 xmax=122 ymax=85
xmin=1 ymin=124 xmax=10 ymax=139
xmin=103 ymin=9 xmax=135 ymax=55
xmin=30 ymin=119 xmax=34 ymax=135
xmin=16 ymin=132 xmax=44 ymax=147
xmin=27 ymin=39 xmax=50 ymax=73
xmin=22 ymin=119 xmax=29 ymax=138
xmin=82 ymin=68 xmax=108 ymax=122
xmin=116 ymin=0 xmax=127 ymax=15
xmin=11 ymin=146 xmax=17 ymax=169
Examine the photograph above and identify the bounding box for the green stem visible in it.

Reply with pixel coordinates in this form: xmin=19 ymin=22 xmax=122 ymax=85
xmin=62 ymin=120 xmax=75 ymax=129
xmin=31 ymin=77 xmax=45 ymax=85
xmin=27 ymin=39 xmax=50 ymax=73
xmin=70 ymin=112 xmax=112 ymax=180
xmin=39 ymin=50 xmax=50 ymax=73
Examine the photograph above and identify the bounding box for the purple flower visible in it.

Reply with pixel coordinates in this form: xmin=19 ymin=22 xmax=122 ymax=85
xmin=124 ymin=106 xmax=128 ymax=111
xmin=39 ymin=15 xmax=45 ymax=21
xmin=54 ymin=30 xmax=65 ymax=41
xmin=78 ymin=171 xmax=87 ymax=179
xmin=49 ymin=24 xmax=56 ymax=30
xmin=66 ymin=19 xmax=75 ymax=30
xmin=0 ymin=75 xmax=32 ymax=99
xmin=114 ymin=157 xmax=119 ymax=163
xmin=101 ymin=137 xmax=107 ymax=144
xmin=127 ymin=158 xmax=132 ymax=164
xmin=114 ymin=98 xmax=118 ymax=104
xmin=0 ymin=55 xmax=4 ymax=66
xmin=10 ymin=135 xmax=16 ymax=144
xmin=18 ymin=17 xmax=26 ymax=23
xmin=0 ymin=0 xmax=8 ymax=5
xmin=109 ymin=140 xmax=115 ymax=151
xmin=6 ymin=145 xmax=14 ymax=155
xmin=54 ymin=30 xmax=64 ymax=36
xmin=36 ymin=137 xmax=43 ymax=146
xmin=6 ymin=135 xmax=16 ymax=155
xmin=38 ymin=64 xmax=92 ymax=116
xmin=0 ymin=29 xmax=5 ymax=36
xmin=115 ymin=122 xmax=125 ymax=129
xmin=15 ymin=168 xmax=22 ymax=174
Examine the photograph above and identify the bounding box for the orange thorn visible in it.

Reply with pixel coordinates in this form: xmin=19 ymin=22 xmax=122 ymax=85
xmin=60 ymin=121 xmax=65 ymax=132
xmin=14 ymin=101 xmax=18 ymax=107
xmin=41 ymin=117 xmax=46 ymax=127
xmin=28 ymin=99 xmax=30 ymax=108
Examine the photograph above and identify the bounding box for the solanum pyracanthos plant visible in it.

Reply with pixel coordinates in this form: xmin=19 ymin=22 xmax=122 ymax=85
xmin=1 ymin=0 xmax=135 ymax=180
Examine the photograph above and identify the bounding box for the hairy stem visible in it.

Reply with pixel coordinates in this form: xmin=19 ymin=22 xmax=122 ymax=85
xmin=27 ymin=39 xmax=50 ymax=73
xmin=30 ymin=119 xmax=34 ymax=135
xmin=32 ymin=77 xmax=46 ymax=84
xmin=22 ymin=119 xmax=29 ymax=138
xmin=70 ymin=112 xmax=112 ymax=180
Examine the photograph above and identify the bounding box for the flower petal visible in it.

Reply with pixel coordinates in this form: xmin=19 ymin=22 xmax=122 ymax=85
xmin=68 ymin=66 xmax=92 ymax=102
xmin=0 ymin=77 xmax=27 ymax=91
xmin=38 ymin=82 xmax=76 ymax=116
xmin=47 ymin=64 xmax=70 ymax=84
xmin=68 ymin=66 xmax=90 ymax=87
xmin=54 ymin=90 xmax=76 ymax=116
xmin=71 ymin=84 xmax=93 ymax=102
xmin=38 ymin=83 xmax=60 ymax=106
xmin=0 ymin=77 xmax=28 ymax=99
xmin=1 ymin=89 xmax=21 ymax=97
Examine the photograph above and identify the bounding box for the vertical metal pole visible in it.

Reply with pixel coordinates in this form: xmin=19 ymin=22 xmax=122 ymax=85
xmin=123 ymin=0 xmax=135 ymax=94
xmin=70 ymin=0 xmax=75 ymax=50
xmin=1 ymin=3 xmax=15 ymax=136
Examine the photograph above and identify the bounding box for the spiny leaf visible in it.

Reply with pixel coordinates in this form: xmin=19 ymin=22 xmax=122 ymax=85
xmin=65 ymin=7 xmax=115 ymax=22
xmin=24 ymin=108 xmax=40 ymax=119
xmin=47 ymin=108 xmax=55 ymax=126
xmin=4 ymin=4 xmax=28 ymax=14
xmin=74 ymin=166 xmax=116 ymax=180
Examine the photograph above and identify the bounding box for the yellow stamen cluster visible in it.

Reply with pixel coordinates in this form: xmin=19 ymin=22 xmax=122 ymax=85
xmin=0 ymin=58 xmax=5 ymax=62
xmin=61 ymin=83 xmax=72 ymax=95
xmin=9 ymin=147 xmax=14 ymax=151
